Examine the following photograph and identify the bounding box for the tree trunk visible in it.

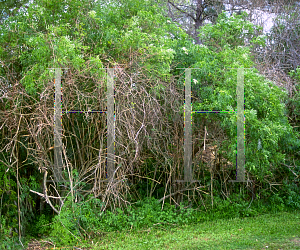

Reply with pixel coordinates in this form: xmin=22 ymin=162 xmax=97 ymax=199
xmin=195 ymin=0 xmax=204 ymax=44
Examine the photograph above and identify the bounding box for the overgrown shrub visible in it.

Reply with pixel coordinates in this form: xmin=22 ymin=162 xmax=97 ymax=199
xmin=0 ymin=1 xmax=299 ymax=247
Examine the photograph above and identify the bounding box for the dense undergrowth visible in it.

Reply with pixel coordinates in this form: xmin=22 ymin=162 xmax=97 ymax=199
xmin=17 ymin=188 xmax=300 ymax=249
xmin=1 ymin=156 xmax=300 ymax=248
xmin=0 ymin=0 xmax=300 ymax=249
xmin=2 ymin=174 xmax=298 ymax=249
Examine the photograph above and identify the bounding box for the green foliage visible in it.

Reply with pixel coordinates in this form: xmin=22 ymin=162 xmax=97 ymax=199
xmin=28 ymin=214 xmax=52 ymax=237
xmin=198 ymin=11 xmax=266 ymax=51
xmin=172 ymin=11 xmax=298 ymax=182
xmin=204 ymin=195 xmax=258 ymax=220
xmin=287 ymin=67 xmax=300 ymax=134
xmin=46 ymin=189 xmax=300 ymax=246
xmin=50 ymin=195 xmax=211 ymax=246
xmin=278 ymin=180 xmax=300 ymax=209
xmin=289 ymin=67 xmax=300 ymax=83
xmin=50 ymin=194 xmax=105 ymax=245
xmin=0 ymin=0 xmax=180 ymax=97
xmin=0 ymin=0 xmax=29 ymax=24
xmin=0 ymin=216 xmax=21 ymax=249
xmin=90 ymin=0 xmax=178 ymax=80
xmin=0 ymin=146 xmax=40 ymax=245
xmin=1 ymin=1 xmax=299 ymax=247
xmin=0 ymin=0 xmax=103 ymax=96
xmin=0 ymin=161 xmax=18 ymax=239
xmin=124 ymin=197 xmax=195 ymax=228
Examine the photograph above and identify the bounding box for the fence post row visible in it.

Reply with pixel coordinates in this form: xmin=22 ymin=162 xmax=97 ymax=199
xmin=52 ymin=67 xmax=247 ymax=184
xmin=177 ymin=67 xmax=247 ymax=184
xmin=52 ymin=68 xmax=115 ymax=183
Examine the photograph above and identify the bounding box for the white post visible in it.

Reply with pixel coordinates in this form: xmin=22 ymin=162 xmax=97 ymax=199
xmin=184 ymin=69 xmax=193 ymax=182
xmin=54 ymin=68 xmax=63 ymax=182
xmin=107 ymin=68 xmax=115 ymax=181
xmin=236 ymin=68 xmax=245 ymax=182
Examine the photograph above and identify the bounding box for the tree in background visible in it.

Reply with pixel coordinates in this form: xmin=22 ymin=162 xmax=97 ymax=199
xmin=161 ymin=0 xmax=225 ymax=44
xmin=155 ymin=0 xmax=297 ymax=45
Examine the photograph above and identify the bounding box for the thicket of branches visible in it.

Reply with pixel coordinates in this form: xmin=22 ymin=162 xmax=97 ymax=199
xmin=0 ymin=0 xmax=299 ymax=242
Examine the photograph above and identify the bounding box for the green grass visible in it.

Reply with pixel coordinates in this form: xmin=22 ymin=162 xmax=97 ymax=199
xmin=87 ymin=210 xmax=300 ymax=250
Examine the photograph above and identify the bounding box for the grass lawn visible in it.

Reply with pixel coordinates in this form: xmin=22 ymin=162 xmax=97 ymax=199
xmin=87 ymin=210 xmax=300 ymax=250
